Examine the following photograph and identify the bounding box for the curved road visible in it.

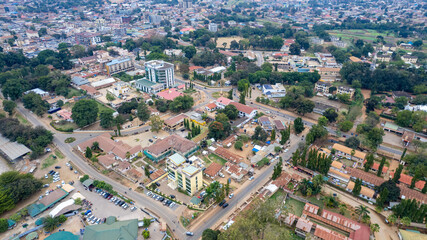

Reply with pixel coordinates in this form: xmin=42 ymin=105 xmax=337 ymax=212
xmin=15 ymin=105 xmax=188 ymax=239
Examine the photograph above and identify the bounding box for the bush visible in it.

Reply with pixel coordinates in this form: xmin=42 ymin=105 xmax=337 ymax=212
xmin=58 ymin=215 xmax=67 ymax=223
xmin=257 ymin=157 xmax=270 ymax=167
xmin=339 ymin=120 xmax=354 ymax=132
xmin=142 ymin=230 xmax=150 ymax=239
xmin=0 ymin=219 xmax=8 ymax=233
xmin=80 ymin=175 xmax=89 ymax=183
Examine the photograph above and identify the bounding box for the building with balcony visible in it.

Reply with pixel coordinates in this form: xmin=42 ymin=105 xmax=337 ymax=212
xmin=105 ymin=58 xmax=135 ymax=75
xmin=144 ymin=60 xmax=175 ymax=89
xmin=167 ymin=153 xmax=203 ymax=195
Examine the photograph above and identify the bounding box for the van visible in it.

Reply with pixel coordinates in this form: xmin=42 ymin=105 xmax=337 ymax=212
xmin=186 ymin=232 xmax=194 ymax=236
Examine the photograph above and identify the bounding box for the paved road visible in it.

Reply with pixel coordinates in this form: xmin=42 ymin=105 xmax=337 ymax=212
xmin=15 ymin=105 xmax=188 ymax=239
xmin=191 ymin=134 xmax=303 ymax=239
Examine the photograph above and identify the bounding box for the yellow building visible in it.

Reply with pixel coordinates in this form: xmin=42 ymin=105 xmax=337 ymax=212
xmin=167 ymin=153 xmax=203 ymax=195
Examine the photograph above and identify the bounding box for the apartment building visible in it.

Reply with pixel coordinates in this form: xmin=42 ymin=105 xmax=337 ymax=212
xmin=105 ymin=58 xmax=135 ymax=75
xmin=208 ymin=23 xmax=218 ymax=32
xmin=401 ymin=55 xmax=418 ymax=64
xmin=316 ymin=67 xmax=341 ymax=82
xmin=314 ymin=82 xmax=332 ymax=94
xmin=167 ymin=153 xmax=203 ymax=195
xmin=337 ymin=86 xmax=355 ymax=98
xmin=376 ymin=54 xmax=391 ymax=62
xmin=145 ymin=60 xmax=175 ymax=89
xmin=332 ymin=143 xmax=366 ymax=165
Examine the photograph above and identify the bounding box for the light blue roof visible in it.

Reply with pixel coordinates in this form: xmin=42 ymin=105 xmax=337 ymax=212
xmin=106 ymin=58 xmax=131 ymax=66
xmin=263 ymin=84 xmax=273 ymax=89
xmin=182 ymin=165 xmax=199 ymax=176
xmin=169 ymin=153 xmax=186 ymax=166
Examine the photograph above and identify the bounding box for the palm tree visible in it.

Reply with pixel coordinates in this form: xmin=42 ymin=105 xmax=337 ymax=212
xmin=356 ymin=205 xmax=370 ymax=222
xmin=92 ymin=141 xmax=100 ymax=151
xmin=387 ymin=214 xmax=397 ymax=225
xmin=339 ymin=204 xmax=347 ymax=215
xmin=43 ymin=216 xmax=59 ymax=232
xmin=370 ymin=223 xmax=380 ymax=234
xmin=350 ymin=149 xmax=355 ymax=161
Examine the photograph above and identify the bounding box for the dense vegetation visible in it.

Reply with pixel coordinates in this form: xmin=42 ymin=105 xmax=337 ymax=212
xmin=0 ymin=118 xmax=53 ymax=158
xmin=0 ymin=171 xmax=42 ymax=214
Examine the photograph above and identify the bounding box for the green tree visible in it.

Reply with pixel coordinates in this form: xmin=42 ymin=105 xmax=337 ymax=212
xmin=234 ymin=141 xmax=243 ymax=150
xmin=323 ymin=108 xmax=338 ymax=122
xmin=270 ymin=129 xmax=276 ymax=141
xmin=364 ymin=154 xmax=374 ymax=172
xmin=393 ymin=165 xmax=403 ymax=182
xmin=149 ymin=115 xmax=164 ymax=133
xmin=339 ymin=120 xmax=354 ymax=132
xmin=377 ymin=180 xmax=400 ymax=204
xmin=377 ymin=187 xmax=389 ymax=207
xmin=401 ymin=217 xmax=411 ymax=227
xmin=227 ymin=89 xmax=233 ymax=100
xmin=100 ymin=110 xmax=114 ymax=128
xmin=222 ymin=105 xmax=238 ymax=120
xmin=294 ymin=117 xmax=304 ymax=134
xmin=370 ymin=223 xmax=380 ymax=234
xmin=144 ymin=165 xmax=150 ymax=178
xmin=142 ymin=230 xmax=150 ymax=239
xmin=345 ymin=137 xmax=360 ymax=149
xmin=289 ymin=43 xmax=301 ymax=55
xmin=85 ymin=147 xmax=92 ymax=159
xmin=353 ymin=178 xmax=362 ymax=196
xmin=395 ymin=97 xmax=408 ymax=110
xmin=0 ymin=218 xmax=8 ymax=233
xmin=239 ymin=92 xmax=245 ymax=104
xmin=106 ymin=92 xmax=115 ymax=102
xmin=2 ymin=100 xmax=16 ymax=116
xmin=71 ymin=100 xmax=99 ymax=127
xmin=137 ymin=102 xmax=151 ymax=121
xmin=202 ymin=228 xmax=220 ymax=240
xmin=364 ymin=127 xmax=385 ymax=150
xmin=377 ymin=157 xmax=386 ymax=177
xmin=318 ymin=116 xmax=328 ymax=127
xmin=409 ymin=168 xmax=422 ymax=189
xmin=356 ymin=205 xmax=370 ymax=222
xmin=43 ymin=216 xmax=59 ymax=232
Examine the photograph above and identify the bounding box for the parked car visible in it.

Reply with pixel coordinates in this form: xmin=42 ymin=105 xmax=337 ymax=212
xmin=229 ymin=193 xmax=234 ymax=199
xmin=186 ymin=232 xmax=194 ymax=236
xmin=222 ymin=203 xmax=229 ymax=208
xmin=249 ymin=176 xmax=254 ymax=181
xmin=54 ymin=166 xmax=61 ymax=169
xmin=170 ymin=195 xmax=175 ymax=199
xmin=219 ymin=200 xmax=226 ymax=206
xmin=155 ymin=182 xmax=160 ymax=187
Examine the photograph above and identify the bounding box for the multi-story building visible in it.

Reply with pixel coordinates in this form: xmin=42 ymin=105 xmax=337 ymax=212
xmin=337 ymin=86 xmax=355 ymax=98
xmin=376 ymin=54 xmax=391 ymax=62
xmin=332 ymin=143 xmax=366 ymax=166
xmin=181 ymin=0 xmax=192 ymax=8
xmin=401 ymin=55 xmax=418 ymax=64
xmin=149 ymin=15 xmax=162 ymax=25
xmin=105 ymin=58 xmax=135 ymax=75
xmin=167 ymin=153 xmax=203 ymax=195
xmin=75 ymin=32 xmax=101 ymax=46
xmin=145 ymin=60 xmax=175 ymax=89
xmin=208 ymin=23 xmax=218 ymax=32
xmin=315 ymin=82 xmax=332 ymax=94
xmin=316 ymin=67 xmax=341 ymax=82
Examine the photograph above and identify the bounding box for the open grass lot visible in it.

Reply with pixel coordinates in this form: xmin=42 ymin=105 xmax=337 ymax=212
xmin=328 ymin=29 xmax=419 ymax=45
xmin=212 ymin=91 xmax=228 ymax=99
xmin=16 ymin=113 xmax=30 ymax=125
xmin=216 ymin=37 xmax=245 ymax=49
xmin=42 ymin=154 xmax=58 ymax=169
xmin=54 ymin=149 xmax=65 ymax=159
xmin=67 ymin=87 xmax=83 ymax=98
xmin=284 ymin=198 xmax=305 ymax=217
xmin=208 ymin=153 xmax=227 ymax=165
xmin=96 ymin=101 xmax=114 ymax=115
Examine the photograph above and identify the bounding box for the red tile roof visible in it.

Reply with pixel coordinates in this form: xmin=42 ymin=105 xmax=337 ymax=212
xmin=206 ymin=102 xmax=217 ymax=110
xmin=389 ymin=171 xmax=426 ymax=189
xmin=204 ymin=162 xmax=223 ymax=178
xmin=230 ymin=102 xmax=256 ymax=115
xmin=314 ymin=225 xmax=349 ymax=240
xmin=214 ymin=146 xmax=243 ymax=164
xmin=216 ymin=97 xmax=232 ymax=105
xmin=362 ymin=160 xmax=388 ymax=173
xmin=157 ymin=88 xmax=183 ymax=101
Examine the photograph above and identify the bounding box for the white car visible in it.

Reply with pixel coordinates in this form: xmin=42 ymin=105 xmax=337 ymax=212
xmin=284 ymin=149 xmax=289 ymax=153
xmin=249 ymin=176 xmax=254 ymax=181
xmin=45 ymin=174 xmax=48 ymax=179
xmin=229 ymin=193 xmax=234 ymax=199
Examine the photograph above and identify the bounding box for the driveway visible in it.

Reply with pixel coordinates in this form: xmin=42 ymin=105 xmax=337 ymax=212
xmin=322 ymin=185 xmax=399 ymax=240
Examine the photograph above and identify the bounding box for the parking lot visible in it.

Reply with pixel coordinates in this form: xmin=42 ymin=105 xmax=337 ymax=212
xmin=144 ymin=188 xmax=179 ymax=211
xmin=73 ymin=181 xmax=144 ymax=222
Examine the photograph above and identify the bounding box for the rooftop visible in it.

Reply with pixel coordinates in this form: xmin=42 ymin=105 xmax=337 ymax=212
xmin=169 ymin=153 xmax=186 ymax=167
xmin=182 ymin=165 xmax=199 ymax=176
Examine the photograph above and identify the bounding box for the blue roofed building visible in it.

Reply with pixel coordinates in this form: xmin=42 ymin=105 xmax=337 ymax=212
xmin=262 ymin=83 xmax=286 ymax=98
xmin=105 ymin=57 xmax=135 ymax=75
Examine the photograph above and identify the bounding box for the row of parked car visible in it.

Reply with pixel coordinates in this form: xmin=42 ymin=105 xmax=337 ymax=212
xmin=95 ymin=188 xmax=138 ymax=212
xmin=86 ymin=212 xmax=105 ymax=225
xmin=146 ymin=191 xmax=176 ymax=208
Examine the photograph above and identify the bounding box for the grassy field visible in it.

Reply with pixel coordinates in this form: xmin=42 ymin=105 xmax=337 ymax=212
xmin=96 ymin=101 xmax=114 ymax=115
xmin=15 ymin=113 xmax=30 ymax=125
xmin=284 ymin=198 xmax=306 ymax=217
xmin=328 ymin=29 xmax=392 ymax=42
xmin=42 ymin=154 xmax=58 ymax=169
xmin=54 ymin=149 xmax=65 ymax=159
xmin=67 ymin=88 xmax=83 ymax=98
xmin=208 ymin=153 xmax=227 ymax=165
xmin=216 ymin=37 xmax=245 ymax=49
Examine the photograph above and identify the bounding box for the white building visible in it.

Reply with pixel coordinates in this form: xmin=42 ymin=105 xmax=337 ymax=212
xmin=208 ymin=23 xmax=218 ymax=32
xmin=262 ymin=83 xmax=286 ymax=98
xmin=144 ymin=60 xmax=175 ymax=89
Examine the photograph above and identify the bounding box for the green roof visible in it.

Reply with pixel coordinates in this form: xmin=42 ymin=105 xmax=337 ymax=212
xmin=190 ymin=196 xmax=201 ymax=205
xmin=25 ymin=232 xmax=38 ymax=240
xmin=82 ymin=179 xmax=94 ymax=188
xmin=45 ymin=231 xmax=79 ymax=240
xmin=169 ymin=153 xmax=186 ymax=166
xmin=183 ymin=165 xmax=199 ymax=176
xmin=384 ymin=122 xmax=399 ymax=131
xmin=83 ymin=218 xmax=138 ymax=240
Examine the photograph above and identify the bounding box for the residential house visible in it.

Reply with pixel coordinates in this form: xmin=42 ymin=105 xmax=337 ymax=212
xmin=258 ymin=116 xmax=273 ymax=131
xmin=144 ymin=134 xmax=198 ymax=162
xmin=346 ymin=181 xmax=376 ymax=202
xmin=389 ymin=171 xmax=426 ymax=191
xmin=315 ymin=82 xmax=332 ymax=94
xmin=205 ymin=102 xmax=218 ymax=112
xmin=157 ymin=88 xmax=183 ymax=101
xmin=274 ymin=120 xmax=286 ymax=131
xmin=164 ymin=114 xmax=187 ymax=131
xmin=376 ymin=54 xmax=392 ymax=62
xmin=401 ymin=55 xmax=418 ymax=64
xmin=229 ymin=102 xmax=257 ymax=118
xmin=203 ymin=162 xmax=223 ymax=179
